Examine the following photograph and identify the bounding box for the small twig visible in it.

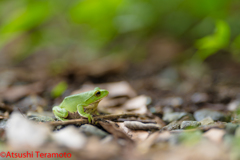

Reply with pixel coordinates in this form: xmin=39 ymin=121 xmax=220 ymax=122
xmin=17 ymin=107 xmax=27 ymax=119
xmin=124 ymin=121 xmax=161 ymax=130
xmin=94 ymin=113 xmax=141 ymax=120
xmin=117 ymin=118 xmax=157 ymax=123
xmin=47 ymin=113 xmax=142 ymax=126
xmin=47 ymin=118 xmax=88 ymax=126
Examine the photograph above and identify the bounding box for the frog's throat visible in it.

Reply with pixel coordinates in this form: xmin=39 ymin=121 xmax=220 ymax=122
xmin=85 ymin=98 xmax=102 ymax=109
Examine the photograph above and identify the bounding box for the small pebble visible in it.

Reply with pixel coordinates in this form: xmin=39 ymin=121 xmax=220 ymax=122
xmin=80 ymin=124 xmax=109 ymax=138
xmin=191 ymin=93 xmax=208 ymax=103
xmin=27 ymin=111 xmax=55 ymax=122
xmin=6 ymin=112 xmax=51 ymax=148
xmin=164 ymin=97 xmax=183 ymax=108
xmin=194 ymin=109 xmax=229 ymax=122
xmin=180 ymin=121 xmax=201 ymax=129
xmin=227 ymin=100 xmax=240 ymax=111
xmin=162 ymin=106 xmax=174 ymax=114
xmin=0 ymin=120 xmax=7 ymax=129
xmin=163 ymin=112 xmax=189 ymax=123
xmin=162 ymin=121 xmax=181 ymax=131
xmin=52 ymin=126 xmax=87 ymax=149
xmin=225 ymin=123 xmax=238 ymax=135
xmin=200 ymin=117 xmax=214 ymax=125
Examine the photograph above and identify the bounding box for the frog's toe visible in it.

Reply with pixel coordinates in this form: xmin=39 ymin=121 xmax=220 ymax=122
xmin=55 ymin=115 xmax=68 ymax=121
xmin=87 ymin=115 xmax=94 ymax=124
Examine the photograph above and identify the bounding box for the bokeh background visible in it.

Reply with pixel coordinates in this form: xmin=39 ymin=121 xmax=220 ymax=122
xmin=1 ymin=0 xmax=240 ymax=67
xmin=1 ymin=0 xmax=240 ymax=100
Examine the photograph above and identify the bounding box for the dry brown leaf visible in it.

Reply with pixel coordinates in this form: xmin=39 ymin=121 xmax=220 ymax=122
xmin=130 ymin=131 xmax=149 ymax=142
xmin=72 ymin=81 xmax=137 ymax=98
xmin=98 ymin=97 xmax=128 ymax=109
xmin=156 ymin=131 xmax=171 ymax=142
xmin=122 ymin=95 xmax=151 ymax=114
xmin=117 ymin=123 xmax=149 ymax=143
xmin=203 ymin=128 xmax=226 ymax=143
xmin=80 ymin=137 xmax=120 ymax=160
xmin=1 ymin=82 xmax=43 ymax=102
xmin=99 ymin=120 xmax=134 ymax=143
xmin=152 ymin=140 xmax=229 ymax=160
xmin=97 ymin=97 xmax=128 ymax=114
xmin=137 ymin=132 xmax=160 ymax=153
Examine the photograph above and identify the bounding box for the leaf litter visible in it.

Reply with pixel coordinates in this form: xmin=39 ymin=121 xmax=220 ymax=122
xmin=1 ymin=57 xmax=240 ymax=160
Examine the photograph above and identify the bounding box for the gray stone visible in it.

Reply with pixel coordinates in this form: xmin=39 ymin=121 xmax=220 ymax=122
xmin=180 ymin=121 xmax=201 ymax=129
xmin=0 ymin=120 xmax=7 ymax=129
xmin=200 ymin=117 xmax=214 ymax=125
xmin=225 ymin=123 xmax=239 ymax=135
xmin=6 ymin=112 xmax=51 ymax=148
xmin=191 ymin=93 xmax=208 ymax=103
xmin=163 ymin=97 xmax=183 ymax=108
xmin=80 ymin=124 xmax=109 ymax=138
xmin=235 ymin=127 xmax=240 ymax=137
xmin=162 ymin=121 xmax=181 ymax=131
xmin=52 ymin=126 xmax=86 ymax=149
xmin=194 ymin=109 xmax=229 ymax=122
xmin=163 ymin=112 xmax=189 ymax=123
xmin=27 ymin=111 xmax=55 ymax=122
xmin=228 ymin=100 xmax=240 ymax=111
xmin=162 ymin=106 xmax=174 ymax=114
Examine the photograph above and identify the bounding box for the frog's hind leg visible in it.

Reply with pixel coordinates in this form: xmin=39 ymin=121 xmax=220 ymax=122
xmin=77 ymin=104 xmax=93 ymax=123
xmin=52 ymin=106 xmax=68 ymax=121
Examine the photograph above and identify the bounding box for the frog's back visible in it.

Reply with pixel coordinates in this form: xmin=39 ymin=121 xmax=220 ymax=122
xmin=59 ymin=93 xmax=88 ymax=112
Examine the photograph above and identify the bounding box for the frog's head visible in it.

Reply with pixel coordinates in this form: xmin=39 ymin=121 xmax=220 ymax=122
xmin=85 ymin=87 xmax=109 ymax=104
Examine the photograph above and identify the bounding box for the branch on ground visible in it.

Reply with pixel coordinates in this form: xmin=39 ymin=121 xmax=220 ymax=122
xmin=47 ymin=113 xmax=150 ymax=126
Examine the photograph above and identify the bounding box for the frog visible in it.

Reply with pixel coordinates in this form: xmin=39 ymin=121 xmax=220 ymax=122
xmin=52 ymin=87 xmax=109 ymax=123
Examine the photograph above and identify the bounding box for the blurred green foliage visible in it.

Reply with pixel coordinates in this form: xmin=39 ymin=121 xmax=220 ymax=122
xmin=1 ymin=0 xmax=240 ymax=65
xmin=51 ymin=81 xmax=68 ymax=98
xmin=195 ymin=20 xmax=230 ymax=60
xmin=178 ymin=130 xmax=202 ymax=146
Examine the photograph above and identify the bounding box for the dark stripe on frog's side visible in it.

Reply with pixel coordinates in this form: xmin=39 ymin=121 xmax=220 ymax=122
xmin=67 ymin=101 xmax=100 ymax=119
xmin=67 ymin=111 xmax=81 ymax=119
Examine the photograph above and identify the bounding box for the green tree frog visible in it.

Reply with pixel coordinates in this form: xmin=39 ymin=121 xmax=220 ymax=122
xmin=53 ymin=87 xmax=109 ymax=123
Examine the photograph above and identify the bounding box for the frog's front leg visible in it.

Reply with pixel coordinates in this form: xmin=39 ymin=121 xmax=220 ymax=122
xmin=77 ymin=104 xmax=94 ymax=123
xmin=53 ymin=106 xmax=68 ymax=121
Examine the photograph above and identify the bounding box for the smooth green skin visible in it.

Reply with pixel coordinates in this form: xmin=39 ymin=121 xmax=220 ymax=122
xmin=52 ymin=87 xmax=109 ymax=123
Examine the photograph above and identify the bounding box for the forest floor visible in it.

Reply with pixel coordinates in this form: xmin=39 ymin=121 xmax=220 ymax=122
xmin=0 ymin=51 xmax=240 ymax=160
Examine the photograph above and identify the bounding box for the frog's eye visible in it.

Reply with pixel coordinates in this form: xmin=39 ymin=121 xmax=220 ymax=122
xmin=95 ymin=91 xmax=101 ymax=97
